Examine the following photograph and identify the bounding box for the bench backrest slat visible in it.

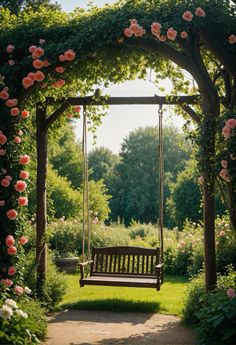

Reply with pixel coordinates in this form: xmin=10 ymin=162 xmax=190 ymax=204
xmin=91 ymin=246 xmax=159 ymax=277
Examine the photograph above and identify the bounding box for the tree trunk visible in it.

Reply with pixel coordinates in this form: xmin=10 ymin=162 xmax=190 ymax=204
xmin=36 ymin=103 xmax=48 ymax=294
xmin=201 ymin=96 xmax=219 ymax=291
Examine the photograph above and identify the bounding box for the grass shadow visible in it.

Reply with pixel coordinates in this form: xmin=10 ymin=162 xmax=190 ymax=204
xmin=61 ymin=298 xmax=162 ymax=313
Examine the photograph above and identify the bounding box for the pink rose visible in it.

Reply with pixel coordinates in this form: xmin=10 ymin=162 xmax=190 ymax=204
xmin=221 ymin=160 xmax=227 ymax=169
xmin=0 ymin=149 xmax=6 ymax=156
xmin=5 ymin=176 xmax=12 ymax=181
xmin=33 ymin=59 xmax=44 ymax=69
xmin=19 ymin=236 xmax=28 ymax=245
xmin=28 ymin=72 xmax=35 ymax=81
xmin=124 ymin=28 xmax=133 ymax=37
xmin=226 ymin=118 xmax=236 ymax=129
xmin=183 ymin=11 xmax=193 ymax=21
xmin=34 ymin=71 xmax=45 ymax=82
xmin=14 ymin=136 xmax=22 ymax=144
xmin=229 ymin=34 xmax=236 ymax=45
xmin=7 ymin=209 xmax=18 ymax=220
xmin=5 ymin=98 xmax=18 ymax=107
xmin=14 ymin=180 xmax=27 ymax=192
xmin=59 ymin=54 xmax=65 ymax=62
xmin=7 ymin=246 xmax=17 ymax=255
xmin=19 ymin=155 xmax=30 ymax=165
xmin=167 ymin=27 xmax=177 ymax=41
xmin=43 ymin=60 xmax=49 ymax=67
xmin=18 ymin=197 xmax=28 ymax=206
xmin=64 ymin=50 xmax=76 ymax=61
xmin=10 ymin=107 xmax=20 ymax=116
xmin=151 ymin=22 xmax=162 ymax=34
xmin=1 ymin=179 xmax=10 ymax=187
xmin=181 ymin=31 xmax=188 ymax=39
xmin=34 ymin=47 xmax=44 ymax=58
xmin=55 ymin=66 xmax=65 ymax=73
xmin=222 ymin=126 xmax=231 ymax=139
xmin=219 ymin=169 xmax=230 ymax=182
xmin=6 ymin=235 xmax=15 ymax=247
xmin=19 ymin=171 xmax=29 ymax=179
xmin=6 ymin=44 xmax=14 ymax=53
xmin=0 ymin=279 xmax=13 ymax=287
xmin=15 ymin=285 xmax=24 ymax=296
xmin=226 ymin=288 xmax=236 ymax=298
xmin=219 ymin=230 xmax=225 ymax=237
xmin=29 ymin=45 xmax=37 ymax=54
xmin=0 ymin=90 xmax=9 ymax=100
xmin=0 ymin=133 xmax=7 ymax=144
xmin=195 ymin=7 xmax=206 ymax=17
xmin=21 ymin=110 xmax=29 ymax=118
xmin=8 ymin=266 xmax=16 ymax=276
xmin=22 ymin=76 xmax=34 ymax=89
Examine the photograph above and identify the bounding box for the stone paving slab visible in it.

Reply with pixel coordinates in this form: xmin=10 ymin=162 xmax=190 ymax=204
xmin=43 ymin=310 xmax=196 ymax=345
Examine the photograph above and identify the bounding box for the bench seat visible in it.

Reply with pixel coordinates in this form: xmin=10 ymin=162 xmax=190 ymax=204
xmin=81 ymin=275 xmax=158 ymax=288
xmin=79 ymin=246 xmax=163 ymax=291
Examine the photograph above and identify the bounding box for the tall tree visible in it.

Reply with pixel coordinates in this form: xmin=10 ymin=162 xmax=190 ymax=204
xmin=0 ymin=0 xmax=61 ymax=13
xmin=49 ymin=125 xmax=83 ymax=190
xmin=88 ymin=146 xmax=119 ymax=188
xmin=109 ymin=126 xmax=191 ymax=225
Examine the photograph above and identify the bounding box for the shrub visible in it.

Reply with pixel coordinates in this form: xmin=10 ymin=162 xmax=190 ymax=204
xmin=48 ymin=220 xmax=130 ymax=258
xmin=0 ymin=295 xmax=46 ymax=345
xmin=183 ymin=267 xmax=236 ymax=345
xmin=19 ymin=224 xmax=67 ymax=311
xmin=182 ymin=271 xmax=205 ymax=324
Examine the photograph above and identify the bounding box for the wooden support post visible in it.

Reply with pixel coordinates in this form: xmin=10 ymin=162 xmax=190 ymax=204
xmin=36 ymin=103 xmax=48 ymax=294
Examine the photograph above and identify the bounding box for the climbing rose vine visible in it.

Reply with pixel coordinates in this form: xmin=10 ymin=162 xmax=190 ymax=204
xmin=0 ymin=36 xmax=77 ymax=320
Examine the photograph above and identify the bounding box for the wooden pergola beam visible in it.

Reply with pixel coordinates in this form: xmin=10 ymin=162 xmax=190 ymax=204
xmin=46 ymin=94 xmax=200 ymax=106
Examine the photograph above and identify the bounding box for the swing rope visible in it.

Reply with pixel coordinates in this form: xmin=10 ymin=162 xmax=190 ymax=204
xmin=158 ymin=104 xmax=164 ymax=266
xmin=82 ymin=106 xmax=91 ymax=262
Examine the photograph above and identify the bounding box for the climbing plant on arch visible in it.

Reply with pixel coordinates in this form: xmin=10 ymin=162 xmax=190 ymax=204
xmin=0 ymin=0 xmax=235 ymax=300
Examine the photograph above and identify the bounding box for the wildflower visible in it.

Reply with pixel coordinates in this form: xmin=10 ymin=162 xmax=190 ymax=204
xmin=5 ymin=299 xmax=18 ymax=309
xmin=0 ymin=305 xmax=13 ymax=320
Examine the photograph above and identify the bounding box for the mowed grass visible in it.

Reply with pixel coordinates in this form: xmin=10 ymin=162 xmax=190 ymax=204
xmin=60 ymin=274 xmax=188 ymax=316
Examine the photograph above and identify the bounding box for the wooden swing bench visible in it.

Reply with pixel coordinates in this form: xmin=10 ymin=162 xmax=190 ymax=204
xmin=79 ymin=246 xmax=163 ymax=290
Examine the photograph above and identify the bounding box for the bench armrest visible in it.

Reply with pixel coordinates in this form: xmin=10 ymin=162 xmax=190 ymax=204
xmin=79 ymin=260 xmax=93 ymax=283
xmin=155 ymin=263 xmax=164 ymax=291
xmin=79 ymin=260 xmax=93 ymax=267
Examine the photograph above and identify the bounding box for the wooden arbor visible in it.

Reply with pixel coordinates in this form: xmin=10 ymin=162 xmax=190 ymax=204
xmin=36 ymin=93 xmax=204 ymax=291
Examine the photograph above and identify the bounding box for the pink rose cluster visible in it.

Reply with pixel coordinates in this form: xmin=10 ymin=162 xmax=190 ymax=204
xmin=124 ymin=19 xmax=146 ymax=38
xmin=222 ymin=118 xmax=236 ymax=139
xmin=219 ymin=160 xmax=230 ymax=183
xmin=228 ymin=34 xmax=236 ymax=45
xmin=226 ymin=288 xmax=236 ymax=298
xmin=182 ymin=7 xmax=206 ymax=21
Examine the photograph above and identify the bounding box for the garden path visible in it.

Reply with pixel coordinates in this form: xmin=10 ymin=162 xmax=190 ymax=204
xmin=43 ymin=310 xmax=196 ymax=345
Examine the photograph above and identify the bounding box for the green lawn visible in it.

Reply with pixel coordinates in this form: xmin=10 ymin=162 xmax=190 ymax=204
xmin=60 ymin=274 xmax=188 ymax=316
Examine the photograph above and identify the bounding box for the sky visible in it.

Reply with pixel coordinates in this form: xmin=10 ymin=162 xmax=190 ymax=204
xmin=56 ymin=0 xmax=185 ymax=153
